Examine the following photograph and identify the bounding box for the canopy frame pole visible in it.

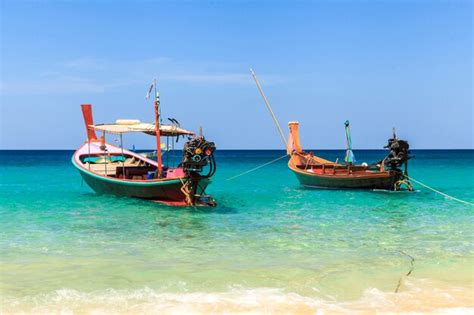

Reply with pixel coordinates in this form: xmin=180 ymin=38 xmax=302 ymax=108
xmin=166 ymin=136 xmax=169 ymax=166
xmin=172 ymin=135 xmax=175 ymax=167
xmin=102 ymin=131 xmax=107 ymax=176
xmin=250 ymin=68 xmax=287 ymax=147
xmin=87 ymin=138 xmax=91 ymax=170
xmin=154 ymin=78 xmax=163 ymax=125
xmin=154 ymin=92 xmax=163 ymax=177
xmin=120 ymin=133 xmax=125 ymax=178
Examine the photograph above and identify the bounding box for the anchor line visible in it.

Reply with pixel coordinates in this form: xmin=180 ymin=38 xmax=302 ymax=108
xmin=226 ymin=154 xmax=289 ymax=181
xmin=179 ymin=177 xmax=193 ymax=206
xmin=407 ymin=176 xmax=474 ymax=206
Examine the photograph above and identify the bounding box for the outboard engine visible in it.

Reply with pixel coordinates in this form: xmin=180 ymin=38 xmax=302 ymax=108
xmin=383 ymin=128 xmax=411 ymax=170
xmin=182 ymin=136 xmax=216 ymax=177
xmin=381 ymin=128 xmax=413 ymax=191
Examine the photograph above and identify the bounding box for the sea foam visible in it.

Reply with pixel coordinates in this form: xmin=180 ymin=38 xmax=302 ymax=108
xmin=2 ymin=279 xmax=473 ymax=314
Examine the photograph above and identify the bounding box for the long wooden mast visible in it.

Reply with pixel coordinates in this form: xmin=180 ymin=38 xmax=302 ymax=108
xmin=154 ymin=92 xmax=163 ymax=177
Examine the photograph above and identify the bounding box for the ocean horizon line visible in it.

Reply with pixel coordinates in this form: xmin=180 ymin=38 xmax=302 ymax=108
xmin=1 ymin=148 xmax=473 ymax=151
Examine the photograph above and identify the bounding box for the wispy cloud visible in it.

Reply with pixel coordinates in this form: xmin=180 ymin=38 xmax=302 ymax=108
xmin=63 ymin=57 xmax=106 ymax=70
xmin=164 ymin=73 xmax=283 ymax=85
xmin=0 ymin=56 xmax=284 ymax=95
xmin=166 ymin=73 xmax=249 ymax=84
xmin=0 ymin=76 xmax=128 ymax=95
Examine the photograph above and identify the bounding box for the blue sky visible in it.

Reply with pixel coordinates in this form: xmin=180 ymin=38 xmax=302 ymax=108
xmin=1 ymin=0 xmax=472 ymax=149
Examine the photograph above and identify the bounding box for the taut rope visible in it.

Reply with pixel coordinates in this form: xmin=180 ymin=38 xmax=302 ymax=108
xmin=226 ymin=154 xmax=288 ymax=181
xmin=407 ymin=176 xmax=474 ymax=206
xmin=226 ymin=154 xmax=473 ymax=206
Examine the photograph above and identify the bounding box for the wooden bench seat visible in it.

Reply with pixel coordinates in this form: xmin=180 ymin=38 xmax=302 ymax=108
xmin=85 ymin=163 xmax=119 ymax=176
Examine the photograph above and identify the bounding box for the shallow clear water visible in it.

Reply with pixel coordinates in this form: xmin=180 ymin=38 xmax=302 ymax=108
xmin=1 ymin=150 xmax=473 ymax=313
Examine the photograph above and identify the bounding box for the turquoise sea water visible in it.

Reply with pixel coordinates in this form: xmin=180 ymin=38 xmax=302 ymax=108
xmin=1 ymin=150 xmax=473 ymax=313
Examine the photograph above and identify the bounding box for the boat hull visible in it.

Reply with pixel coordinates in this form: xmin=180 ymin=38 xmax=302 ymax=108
xmin=291 ymin=168 xmax=399 ymax=190
xmin=288 ymin=152 xmax=402 ymax=190
xmin=76 ymin=164 xmax=210 ymax=201
xmin=81 ymin=169 xmax=210 ymax=200
xmin=72 ymin=148 xmax=211 ymax=204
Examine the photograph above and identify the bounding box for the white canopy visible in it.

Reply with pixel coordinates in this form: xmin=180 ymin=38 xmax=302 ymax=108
xmin=90 ymin=120 xmax=195 ymax=136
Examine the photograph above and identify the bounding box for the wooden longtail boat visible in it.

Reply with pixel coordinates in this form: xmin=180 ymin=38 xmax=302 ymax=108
xmin=72 ymin=90 xmax=217 ymax=206
xmin=286 ymin=121 xmax=413 ymax=191
xmin=250 ymin=68 xmax=413 ymax=191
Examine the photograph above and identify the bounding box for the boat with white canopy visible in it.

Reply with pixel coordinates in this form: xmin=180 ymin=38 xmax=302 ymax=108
xmin=72 ymin=89 xmax=217 ymax=206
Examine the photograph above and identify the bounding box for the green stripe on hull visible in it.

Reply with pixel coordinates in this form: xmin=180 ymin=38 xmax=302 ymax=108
xmin=72 ymin=157 xmax=182 ymax=187
xmin=72 ymin=157 xmax=210 ymax=201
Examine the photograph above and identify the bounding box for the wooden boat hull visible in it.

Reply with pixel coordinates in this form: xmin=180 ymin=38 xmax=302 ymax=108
xmin=75 ymin=163 xmax=210 ymax=200
xmin=290 ymin=166 xmax=399 ymax=190
xmin=72 ymin=142 xmax=213 ymax=205
xmin=288 ymin=150 xmax=402 ymax=190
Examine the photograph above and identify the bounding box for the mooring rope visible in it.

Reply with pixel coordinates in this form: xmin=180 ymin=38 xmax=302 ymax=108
xmin=226 ymin=154 xmax=288 ymax=181
xmin=226 ymin=158 xmax=473 ymax=206
xmin=179 ymin=177 xmax=193 ymax=206
xmin=407 ymin=176 xmax=474 ymax=206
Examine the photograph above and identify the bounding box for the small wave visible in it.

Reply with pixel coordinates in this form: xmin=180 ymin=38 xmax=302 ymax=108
xmin=1 ymin=279 xmax=473 ymax=314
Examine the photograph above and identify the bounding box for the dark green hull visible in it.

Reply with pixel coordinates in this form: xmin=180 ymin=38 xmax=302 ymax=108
xmin=74 ymin=160 xmax=210 ymax=202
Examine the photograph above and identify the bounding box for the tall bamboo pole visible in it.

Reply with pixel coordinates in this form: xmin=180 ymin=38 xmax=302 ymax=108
xmin=154 ymin=92 xmax=163 ymax=177
xmin=250 ymin=68 xmax=287 ymax=147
